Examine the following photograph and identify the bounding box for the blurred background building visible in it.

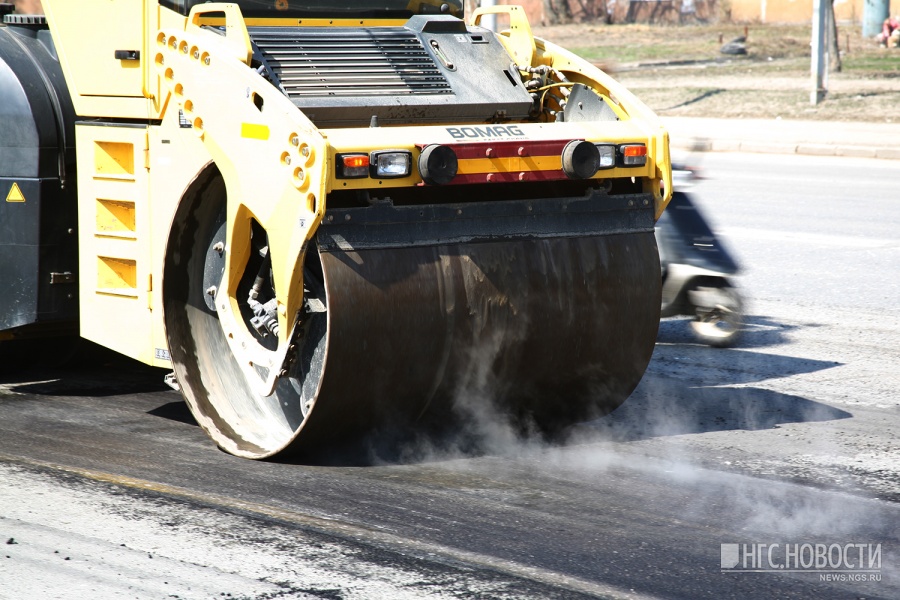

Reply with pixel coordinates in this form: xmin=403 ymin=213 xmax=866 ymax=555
xmin=9 ymin=1 xmax=900 ymax=27
xmin=469 ymin=0 xmax=900 ymax=25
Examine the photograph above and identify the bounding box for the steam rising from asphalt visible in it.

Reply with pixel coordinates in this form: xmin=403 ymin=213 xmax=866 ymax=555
xmin=370 ymin=327 xmax=897 ymax=580
xmin=384 ymin=334 xmax=548 ymax=464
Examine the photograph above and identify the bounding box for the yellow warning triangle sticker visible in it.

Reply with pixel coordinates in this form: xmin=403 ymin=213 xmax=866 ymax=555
xmin=6 ymin=182 xmax=25 ymax=203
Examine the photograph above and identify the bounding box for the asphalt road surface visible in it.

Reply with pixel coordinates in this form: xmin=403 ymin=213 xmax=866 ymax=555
xmin=1 ymin=152 xmax=898 ymax=599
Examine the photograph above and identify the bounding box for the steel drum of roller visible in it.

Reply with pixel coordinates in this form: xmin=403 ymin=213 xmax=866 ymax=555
xmin=164 ymin=173 xmax=660 ymax=459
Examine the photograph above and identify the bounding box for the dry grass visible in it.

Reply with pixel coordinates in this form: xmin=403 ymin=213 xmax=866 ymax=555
xmin=531 ymin=22 xmax=900 ymax=122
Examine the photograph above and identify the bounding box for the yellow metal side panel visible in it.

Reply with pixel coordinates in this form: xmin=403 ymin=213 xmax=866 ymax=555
xmin=42 ymin=0 xmax=159 ymax=119
xmin=76 ymin=123 xmax=155 ymax=364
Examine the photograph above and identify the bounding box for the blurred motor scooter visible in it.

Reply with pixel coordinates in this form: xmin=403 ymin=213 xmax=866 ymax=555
xmin=657 ymin=164 xmax=743 ymax=347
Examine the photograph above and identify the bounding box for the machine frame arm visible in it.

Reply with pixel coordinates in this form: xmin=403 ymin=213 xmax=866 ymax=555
xmin=156 ymin=3 xmax=328 ymax=395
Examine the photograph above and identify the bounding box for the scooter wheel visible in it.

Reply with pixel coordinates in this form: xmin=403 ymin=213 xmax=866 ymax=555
xmin=689 ymin=286 xmax=743 ymax=348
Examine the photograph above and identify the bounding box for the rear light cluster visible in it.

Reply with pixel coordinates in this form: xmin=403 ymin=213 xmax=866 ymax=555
xmin=335 ymin=142 xmax=647 ymax=183
xmin=619 ymin=143 xmax=647 ymax=167
xmin=336 ymin=151 xmax=412 ymax=179
xmin=563 ymin=142 xmax=646 ymax=177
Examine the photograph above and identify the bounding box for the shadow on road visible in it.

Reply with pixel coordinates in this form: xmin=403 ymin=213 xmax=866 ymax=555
xmin=589 ymin=380 xmax=851 ymax=443
xmin=147 ymin=400 xmax=199 ymax=426
xmin=590 ymin=318 xmax=849 ymax=442
xmin=0 ymin=338 xmax=171 ymax=397
xmin=0 ymin=312 xmax=848 ymax=467
xmin=2 ymin=362 xmax=170 ymax=397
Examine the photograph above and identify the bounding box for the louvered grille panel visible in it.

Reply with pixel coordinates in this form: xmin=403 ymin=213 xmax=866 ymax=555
xmin=250 ymin=27 xmax=452 ymax=98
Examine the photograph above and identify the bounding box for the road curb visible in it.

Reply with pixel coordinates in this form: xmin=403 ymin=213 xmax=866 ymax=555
xmin=671 ymin=137 xmax=900 ymax=161
xmin=664 ymin=117 xmax=900 ymax=161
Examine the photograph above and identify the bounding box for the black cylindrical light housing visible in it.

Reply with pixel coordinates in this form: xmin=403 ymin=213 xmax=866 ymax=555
xmin=561 ymin=140 xmax=601 ymax=180
xmin=418 ymin=144 xmax=458 ymax=185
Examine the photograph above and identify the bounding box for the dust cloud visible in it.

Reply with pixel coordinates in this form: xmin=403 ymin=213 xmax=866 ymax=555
xmin=367 ymin=332 xmax=897 ymax=584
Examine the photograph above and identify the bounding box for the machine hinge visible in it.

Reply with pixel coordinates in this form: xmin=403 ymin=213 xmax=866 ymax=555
xmin=144 ymin=131 xmax=151 ymax=170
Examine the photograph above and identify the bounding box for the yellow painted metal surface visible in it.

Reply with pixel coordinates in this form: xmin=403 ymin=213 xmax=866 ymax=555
xmin=93 ymin=141 xmax=136 ymax=177
xmin=470 ymin=5 xmax=535 ymax=66
xmin=42 ymin=0 xmax=151 ymax=118
xmin=321 ymin=119 xmax=658 ymax=192
xmin=76 ymin=123 xmax=154 ymax=363
xmin=240 ymin=123 xmax=271 ymax=141
xmin=153 ymin=3 xmax=329 ymax=390
xmin=95 ymin=200 xmax=137 ymax=236
xmin=532 ymin=38 xmax=672 ymax=217
xmin=145 ymin=117 xmax=215 ymax=369
xmin=44 ymin=0 xmax=671 ymax=372
xmin=96 ymin=256 xmax=138 ymax=293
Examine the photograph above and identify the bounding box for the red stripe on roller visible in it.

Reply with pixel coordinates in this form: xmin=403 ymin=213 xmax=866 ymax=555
xmin=449 ymin=140 xmax=573 ymax=160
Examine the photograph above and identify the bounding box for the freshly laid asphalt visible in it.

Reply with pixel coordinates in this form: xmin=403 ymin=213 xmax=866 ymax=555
xmin=665 ymin=117 xmax=900 ymax=161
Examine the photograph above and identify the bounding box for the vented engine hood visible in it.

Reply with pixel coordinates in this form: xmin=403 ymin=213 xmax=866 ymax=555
xmin=249 ymin=15 xmax=534 ymax=127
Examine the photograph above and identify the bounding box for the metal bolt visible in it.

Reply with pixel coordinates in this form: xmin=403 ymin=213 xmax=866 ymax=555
xmin=204 ymin=56 xmax=210 ymax=65
xmin=213 ymin=241 xmax=225 ymax=255
xmin=193 ymin=50 xmax=199 ymax=59
xmin=301 ymin=146 xmax=310 ymax=157
xmin=284 ymin=156 xmax=292 ymax=166
xmin=291 ymin=136 xmax=300 ymax=146
xmin=344 ymin=214 xmax=351 ymax=221
xmin=206 ymin=286 xmax=217 ymax=296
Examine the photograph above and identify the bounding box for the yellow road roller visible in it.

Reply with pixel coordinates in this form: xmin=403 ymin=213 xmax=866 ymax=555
xmin=0 ymin=1 xmax=670 ymax=458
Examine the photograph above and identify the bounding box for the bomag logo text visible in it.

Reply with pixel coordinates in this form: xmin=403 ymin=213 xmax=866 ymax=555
xmin=446 ymin=125 xmax=525 ymax=139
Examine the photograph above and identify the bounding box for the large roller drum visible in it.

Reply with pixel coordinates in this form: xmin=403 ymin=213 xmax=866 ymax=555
xmin=164 ymin=170 xmax=660 ymax=459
